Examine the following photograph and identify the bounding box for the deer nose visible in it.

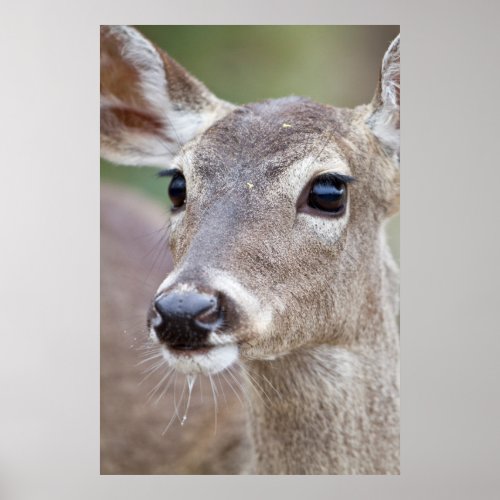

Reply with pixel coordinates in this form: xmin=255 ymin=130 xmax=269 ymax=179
xmin=152 ymin=291 xmax=223 ymax=348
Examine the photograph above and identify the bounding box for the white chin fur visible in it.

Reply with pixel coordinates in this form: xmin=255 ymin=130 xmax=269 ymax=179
xmin=161 ymin=344 xmax=239 ymax=375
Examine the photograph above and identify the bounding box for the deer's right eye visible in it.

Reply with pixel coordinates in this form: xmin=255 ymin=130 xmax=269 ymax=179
xmin=307 ymin=175 xmax=347 ymax=215
xmin=168 ymin=173 xmax=186 ymax=209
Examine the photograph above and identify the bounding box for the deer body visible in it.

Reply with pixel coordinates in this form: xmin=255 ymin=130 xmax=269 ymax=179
xmin=100 ymin=26 xmax=400 ymax=474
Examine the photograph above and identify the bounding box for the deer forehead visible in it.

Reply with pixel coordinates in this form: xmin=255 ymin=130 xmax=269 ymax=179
xmin=175 ymin=97 xmax=357 ymax=193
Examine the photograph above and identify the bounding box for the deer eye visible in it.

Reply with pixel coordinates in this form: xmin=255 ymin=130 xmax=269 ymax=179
xmin=168 ymin=172 xmax=186 ymax=209
xmin=307 ymin=174 xmax=348 ymax=215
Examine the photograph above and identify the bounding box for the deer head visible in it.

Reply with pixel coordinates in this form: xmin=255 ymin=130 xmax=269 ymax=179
xmin=100 ymin=26 xmax=400 ymax=376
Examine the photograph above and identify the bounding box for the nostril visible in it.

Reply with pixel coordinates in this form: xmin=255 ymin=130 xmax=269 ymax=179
xmin=195 ymin=302 xmax=222 ymax=327
xmin=150 ymin=310 xmax=162 ymax=328
xmin=152 ymin=290 xmax=224 ymax=346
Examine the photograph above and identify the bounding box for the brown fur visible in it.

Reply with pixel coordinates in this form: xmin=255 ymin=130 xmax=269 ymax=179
xmin=100 ymin=26 xmax=400 ymax=474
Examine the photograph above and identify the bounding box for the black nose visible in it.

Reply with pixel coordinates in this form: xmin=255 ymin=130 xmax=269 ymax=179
xmin=152 ymin=291 xmax=223 ymax=348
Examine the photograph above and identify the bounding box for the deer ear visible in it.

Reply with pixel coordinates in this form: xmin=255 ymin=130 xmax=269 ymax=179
xmin=367 ymin=34 xmax=400 ymax=162
xmin=100 ymin=26 xmax=233 ymax=167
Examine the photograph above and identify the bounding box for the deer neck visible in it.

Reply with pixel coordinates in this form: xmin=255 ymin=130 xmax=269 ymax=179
xmin=242 ymin=250 xmax=400 ymax=475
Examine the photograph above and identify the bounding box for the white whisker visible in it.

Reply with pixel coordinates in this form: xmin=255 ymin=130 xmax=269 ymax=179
xmin=216 ymin=372 xmax=228 ymax=407
xmin=259 ymin=373 xmax=283 ymax=401
xmin=154 ymin=368 xmax=176 ymax=405
xmin=138 ymin=359 xmax=166 ymax=386
xmin=147 ymin=367 xmax=174 ymax=402
xmin=199 ymin=373 xmax=204 ymax=403
xmin=174 ymin=375 xmax=187 ymax=424
xmin=208 ymin=374 xmax=218 ymax=435
xmin=238 ymin=363 xmax=272 ymax=409
xmin=181 ymin=374 xmax=197 ymax=426
xmin=220 ymin=369 xmax=244 ymax=407
xmin=135 ymin=352 xmax=163 ymax=366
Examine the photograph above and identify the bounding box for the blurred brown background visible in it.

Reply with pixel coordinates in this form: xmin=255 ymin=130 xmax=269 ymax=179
xmin=100 ymin=25 xmax=400 ymax=474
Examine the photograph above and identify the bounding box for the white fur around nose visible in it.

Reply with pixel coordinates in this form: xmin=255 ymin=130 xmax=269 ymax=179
xmin=161 ymin=344 xmax=239 ymax=375
xmin=209 ymin=270 xmax=273 ymax=335
xmin=157 ymin=269 xmax=181 ymax=294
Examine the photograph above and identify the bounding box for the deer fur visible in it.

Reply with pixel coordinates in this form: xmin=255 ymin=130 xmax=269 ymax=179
xmin=100 ymin=25 xmax=400 ymax=474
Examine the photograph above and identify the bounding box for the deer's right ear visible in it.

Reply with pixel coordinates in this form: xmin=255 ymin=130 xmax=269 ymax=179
xmin=367 ymin=34 xmax=400 ymax=163
xmin=100 ymin=26 xmax=233 ymax=167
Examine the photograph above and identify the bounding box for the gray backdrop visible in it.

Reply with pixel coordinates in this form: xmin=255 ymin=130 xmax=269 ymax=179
xmin=1 ymin=0 xmax=499 ymax=499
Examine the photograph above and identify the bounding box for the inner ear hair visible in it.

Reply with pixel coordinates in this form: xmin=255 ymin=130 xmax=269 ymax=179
xmin=100 ymin=25 xmax=233 ymax=168
xmin=367 ymin=34 xmax=400 ymax=161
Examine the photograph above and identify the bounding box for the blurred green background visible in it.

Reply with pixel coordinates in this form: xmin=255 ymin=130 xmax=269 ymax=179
xmin=101 ymin=25 xmax=399 ymax=261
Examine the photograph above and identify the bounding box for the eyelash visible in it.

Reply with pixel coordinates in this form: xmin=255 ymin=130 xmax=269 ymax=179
xmin=157 ymin=168 xmax=181 ymax=178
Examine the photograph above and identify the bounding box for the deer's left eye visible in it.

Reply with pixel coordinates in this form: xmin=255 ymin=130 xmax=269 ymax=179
xmin=168 ymin=173 xmax=186 ymax=209
xmin=307 ymin=174 xmax=348 ymax=215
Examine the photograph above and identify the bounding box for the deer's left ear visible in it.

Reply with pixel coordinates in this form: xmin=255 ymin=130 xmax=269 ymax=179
xmin=101 ymin=26 xmax=233 ymax=167
xmin=367 ymin=34 xmax=400 ymax=163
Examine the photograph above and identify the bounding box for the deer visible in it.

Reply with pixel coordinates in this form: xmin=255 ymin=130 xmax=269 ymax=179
xmin=100 ymin=25 xmax=400 ymax=475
